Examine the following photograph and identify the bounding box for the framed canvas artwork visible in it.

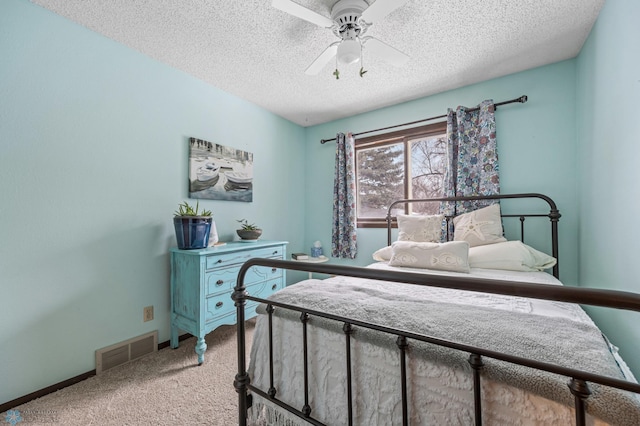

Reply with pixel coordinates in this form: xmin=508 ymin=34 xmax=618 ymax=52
xmin=188 ymin=137 xmax=254 ymax=202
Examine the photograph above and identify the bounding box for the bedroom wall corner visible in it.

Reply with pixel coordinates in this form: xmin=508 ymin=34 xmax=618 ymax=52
xmin=575 ymin=0 xmax=640 ymax=377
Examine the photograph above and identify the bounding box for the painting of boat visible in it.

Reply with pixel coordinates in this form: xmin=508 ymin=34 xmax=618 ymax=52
xmin=188 ymin=137 xmax=254 ymax=202
xmin=225 ymin=172 xmax=252 ymax=184
xmin=224 ymin=171 xmax=252 ymax=191
xmin=188 ymin=162 xmax=219 ymax=191
xmin=197 ymin=163 xmax=219 ymax=182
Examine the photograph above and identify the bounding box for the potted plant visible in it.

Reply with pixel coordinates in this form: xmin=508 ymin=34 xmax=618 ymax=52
xmin=236 ymin=219 xmax=262 ymax=241
xmin=174 ymin=201 xmax=213 ymax=249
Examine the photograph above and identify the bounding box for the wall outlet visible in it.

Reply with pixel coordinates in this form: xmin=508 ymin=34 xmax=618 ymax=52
xmin=143 ymin=306 xmax=154 ymax=322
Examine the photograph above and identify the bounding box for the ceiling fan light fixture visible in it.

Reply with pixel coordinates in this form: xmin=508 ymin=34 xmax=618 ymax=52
xmin=274 ymin=0 xmax=410 ymax=75
xmin=337 ymin=39 xmax=361 ymax=65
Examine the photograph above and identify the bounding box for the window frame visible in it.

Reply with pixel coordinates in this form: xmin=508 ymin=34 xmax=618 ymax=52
xmin=355 ymin=121 xmax=447 ymax=228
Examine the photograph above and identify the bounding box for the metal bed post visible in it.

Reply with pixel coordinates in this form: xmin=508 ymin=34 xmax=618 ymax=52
xmin=386 ymin=211 xmax=393 ymax=247
xmin=301 ymin=312 xmax=312 ymax=418
xmin=343 ymin=323 xmax=354 ymax=426
xmin=568 ymin=378 xmax=591 ymax=426
xmin=396 ymin=336 xmax=409 ymax=426
xmin=549 ymin=206 xmax=561 ymax=279
xmin=233 ymin=270 xmax=250 ymax=426
xmin=469 ymin=353 xmax=485 ymax=425
xmin=267 ymin=304 xmax=277 ymax=398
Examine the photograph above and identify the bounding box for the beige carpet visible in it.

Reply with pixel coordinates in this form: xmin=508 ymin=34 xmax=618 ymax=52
xmin=5 ymin=320 xmax=254 ymax=425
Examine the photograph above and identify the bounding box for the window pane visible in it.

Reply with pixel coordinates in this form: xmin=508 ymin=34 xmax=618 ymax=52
xmin=356 ymin=143 xmax=404 ymax=218
xmin=409 ymin=135 xmax=446 ymax=215
xmin=354 ymin=122 xmax=447 ymax=227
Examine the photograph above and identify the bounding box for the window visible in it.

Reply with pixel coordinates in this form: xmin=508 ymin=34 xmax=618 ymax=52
xmin=355 ymin=122 xmax=447 ymax=227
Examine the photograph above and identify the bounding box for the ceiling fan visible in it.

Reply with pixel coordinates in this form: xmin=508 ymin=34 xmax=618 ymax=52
xmin=272 ymin=0 xmax=411 ymax=77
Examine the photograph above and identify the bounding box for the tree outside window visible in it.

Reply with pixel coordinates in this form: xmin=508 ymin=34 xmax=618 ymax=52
xmin=355 ymin=122 xmax=447 ymax=227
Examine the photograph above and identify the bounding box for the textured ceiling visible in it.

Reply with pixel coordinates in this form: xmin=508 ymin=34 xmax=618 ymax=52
xmin=30 ymin=0 xmax=604 ymax=127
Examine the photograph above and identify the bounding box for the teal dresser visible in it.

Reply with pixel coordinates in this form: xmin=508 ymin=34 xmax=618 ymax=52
xmin=170 ymin=240 xmax=288 ymax=364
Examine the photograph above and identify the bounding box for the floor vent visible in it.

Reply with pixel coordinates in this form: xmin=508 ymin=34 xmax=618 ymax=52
xmin=96 ymin=330 xmax=158 ymax=374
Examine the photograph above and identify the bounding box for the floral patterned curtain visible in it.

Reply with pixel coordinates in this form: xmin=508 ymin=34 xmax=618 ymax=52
xmin=442 ymin=100 xmax=499 ymax=229
xmin=331 ymin=132 xmax=357 ymax=259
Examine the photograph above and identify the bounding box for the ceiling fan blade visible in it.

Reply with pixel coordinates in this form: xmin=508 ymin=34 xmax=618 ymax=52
xmin=272 ymin=0 xmax=334 ymax=28
xmin=305 ymin=42 xmax=340 ymax=75
xmin=361 ymin=0 xmax=410 ymax=22
xmin=362 ymin=37 xmax=410 ymax=67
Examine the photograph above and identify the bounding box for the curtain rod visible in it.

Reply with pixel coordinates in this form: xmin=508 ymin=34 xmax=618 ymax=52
xmin=320 ymin=95 xmax=528 ymax=144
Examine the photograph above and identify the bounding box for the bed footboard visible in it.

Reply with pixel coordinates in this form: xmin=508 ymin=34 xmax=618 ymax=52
xmin=234 ymin=259 xmax=640 ymax=426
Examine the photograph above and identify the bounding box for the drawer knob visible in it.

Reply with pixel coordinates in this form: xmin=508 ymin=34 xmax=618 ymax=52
xmin=216 ymin=259 xmax=222 ymax=264
xmin=271 ymin=268 xmax=277 ymax=273
xmin=273 ymin=250 xmax=278 ymax=255
xmin=272 ymin=284 xmax=277 ymax=290
xmin=216 ymin=279 xmax=224 ymax=286
xmin=215 ymin=301 xmax=223 ymax=309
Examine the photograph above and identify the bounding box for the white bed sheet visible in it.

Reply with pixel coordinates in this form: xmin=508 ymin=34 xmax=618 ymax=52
xmin=247 ymin=264 xmax=638 ymax=425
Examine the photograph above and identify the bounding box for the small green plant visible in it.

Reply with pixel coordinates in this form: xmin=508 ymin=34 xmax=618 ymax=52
xmin=174 ymin=201 xmax=212 ymax=217
xmin=236 ymin=219 xmax=259 ymax=230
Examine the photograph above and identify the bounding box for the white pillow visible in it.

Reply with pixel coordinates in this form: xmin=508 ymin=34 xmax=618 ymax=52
xmin=468 ymin=241 xmax=557 ymax=272
xmin=389 ymin=241 xmax=470 ymax=273
xmin=453 ymin=204 xmax=507 ymax=247
xmin=397 ymin=213 xmax=443 ymax=243
xmin=372 ymin=245 xmax=393 ymax=262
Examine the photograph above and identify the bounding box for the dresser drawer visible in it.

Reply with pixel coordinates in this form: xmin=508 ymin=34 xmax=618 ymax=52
xmin=244 ymin=264 xmax=283 ymax=285
xmin=205 ymin=268 xmax=237 ymax=295
xmin=205 ymin=245 xmax=285 ymax=270
xmin=247 ymin=277 xmax=283 ymax=299
xmin=206 ymin=264 xmax=283 ymax=295
xmin=204 ymin=281 xmax=281 ymax=323
xmin=245 ymin=277 xmax=284 ymax=311
xmin=205 ymin=291 xmax=235 ymax=321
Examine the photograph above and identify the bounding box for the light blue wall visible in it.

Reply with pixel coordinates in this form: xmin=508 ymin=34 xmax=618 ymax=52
xmin=576 ymin=0 xmax=640 ymax=376
xmin=0 ymin=0 xmax=305 ymax=405
xmin=304 ymin=60 xmax=579 ymax=286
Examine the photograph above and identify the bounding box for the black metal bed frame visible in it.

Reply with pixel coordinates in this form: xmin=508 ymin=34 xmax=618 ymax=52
xmin=234 ymin=194 xmax=640 ymax=426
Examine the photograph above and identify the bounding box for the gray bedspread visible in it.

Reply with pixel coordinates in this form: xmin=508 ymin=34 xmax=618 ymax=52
xmin=255 ymin=273 xmax=640 ymax=425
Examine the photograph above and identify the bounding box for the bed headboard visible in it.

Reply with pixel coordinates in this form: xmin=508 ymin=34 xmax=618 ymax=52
xmin=385 ymin=193 xmax=561 ymax=278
